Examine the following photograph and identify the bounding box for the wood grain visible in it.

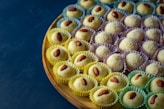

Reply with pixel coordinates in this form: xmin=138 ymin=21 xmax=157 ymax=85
xmin=42 ymin=15 xmax=98 ymax=109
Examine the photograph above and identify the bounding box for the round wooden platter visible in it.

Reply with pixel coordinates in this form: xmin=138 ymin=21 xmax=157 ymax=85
xmin=42 ymin=15 xmax=98 ymax=109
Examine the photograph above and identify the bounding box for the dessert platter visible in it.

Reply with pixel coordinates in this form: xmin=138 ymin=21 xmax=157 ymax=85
xmin=42 ymin=0 xmax=164 ymax=109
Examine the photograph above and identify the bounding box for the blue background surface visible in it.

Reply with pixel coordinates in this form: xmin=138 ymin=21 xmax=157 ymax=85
xmin=0 ymin=0 xmax=77 ymax=109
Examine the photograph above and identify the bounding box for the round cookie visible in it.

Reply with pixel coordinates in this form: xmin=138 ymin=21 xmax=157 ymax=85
xmin=74 ymin=27 xmax=94 ymax=41
xmin=95 ymin=45 xmax=111 ymax=58
xmin=57 ymin=18 xmax=80 ymax=33
xmin=117 ymin=1 xmax=134 ymax=13
xmin=119 ymin=86 xmax=146 ymax=109
xmin=118 ymin=37 xmax=139 ymax=52
xmin=106 ymin=9 xmax=124 ymax=21
xmin=104 ymin=21 xmax=123 ymax=35
xmin=47 ymin=28 xmax=71 ymax=45
xmin=156 ymin=3 xmax=164 ymax=16
xmin=144 ymin=16 xmax=160 ymax=28
xmin=71 ymin=51 xmax=98 ymax=70
xmin=125 ymin=51 xmax=145 ymax=71
xmin=126 ymin=28 xmax=144 ymax=41
xmin=89 ymin=86 xmax=118 ymax=109
xmin=66 ymin=39 xmax=90 ymax=54
xmin=84 ymin=62 xmax=111 ymax=82
xmin=146 ymin=92 xmax=164 ymax=109
xmin=124 ymin=14 xmax=141 ymax=27
xmin=136 ymin=2 xmax=154 ymax=15
xmin=79 ymin=0 xmax=96 ymax=9
xmin=94 ymin=31 xmax=113 ymax=44
xmin=149 ymin=77 xmax=164 ymax=92
xmin=145 ymin=29 xmax=161 ymax=42
xmin=142 ymin=40 xmax=158 ymax=57
xmin=128 ymin=70 xmax=150 ymax=88
xmin=63 ymin=4 xmax=84 ymax=18
xmin=145 ymin=61 xmax=164 ymax=76
xmin=156 ymin=48 xmax=164 ymax=63
xmin=105 ymin=53 xmax=124 ymax=72
xmin=68 ymin=74 xmax=98 ymax=96
xmin=90 ymin=5 xmax=108 ymax=16
xmin=101 ymin=72 xmax=129 ymax=92
xmin=46 ymin=45 xmax=70 ymax=65
xmin=53 ymin=61 xmax=80 ymax=84
xmin=83 ymin=15 xmax=102 ymax=30
xmin=122 ymin=91 xmax=143 ymax=108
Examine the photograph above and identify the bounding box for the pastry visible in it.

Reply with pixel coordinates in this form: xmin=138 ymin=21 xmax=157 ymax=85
xmin=74 ymin=27 xmax=94 ymax=42
xmin=89 ymin=86 xmax=118 ymax=109
xmin=46 ymin=45 xmax=70 ymax=65
xmin=84 ymin=62 xmax=111 ymax=82
xmin=53 ymin=61 xmax=80 ymax=84
xmin=136 ymin=2 xmax=154 ymax=15
xmin=156 ymin=48 xmax=164 ymax=63
xmin=106 ymin=9 xmax=124 ymax=21
xmin=101 ymin=72 xmax=129 ymax=92
xmin=95 ymin=45 xmax=111 ymax=59
xmin=117 ymin=1 xmax=134 ymax=13
xmin=47 ymin=28 xmax=71 ymax=45
xmin=145 ymin=61 xmax=164 ymax=76
xmin=105 ymin=53 xmax=124 ymax=72
xmin=90 ymin=5 xmax=108 ymax=16
xmin=104 ymin=21 xmax=123 ymax=35
xmin=125 ymin=51 xmax=145 ymax=71
xmin=142 ymin=40 xmax=158 ymax=56
xmin=71 ymin=51 xmax=98 ymax=70
xmin=57 ymin=18 xmax=80 ymax=32
xmin=79 ymin=0 xmax=96 ymax=9
xmin=118 ymin=37 xmax=139 ymax=52
xmin=126 ymin=28 xmax=144 ymax=41
xmin=146 ymin=92 xmax=164 ymax=109
xmin=124 ymin=14 xmax=141 ymax=27
xmin=122 ymin=91 xmax=144 ymax=108
xmin=68 ymin=74 xmax=98 ymax=96
xmin=119 ymin=86 xmax=146 ymax=109
xmin=94 ymin=31 xmax=113 ymax=44
xmin=144 ymin=16 xmax=159 ymax=28
xmin=128 ymin=70 xmax=150 ymax=88
xmin=145 ymin=28 xmax=161 ymax=42
xmin=63 ymin=4 xmax=84 ymax=18
xmin=83 ymin=15 xmax=102 ymax=30
xmin=66 ymin=38 xmax=90 ymax=54
xmin=149 ymin=77 xmax=164 ymax=92
xmin=156 ymin=3 xmax=164 ymax=16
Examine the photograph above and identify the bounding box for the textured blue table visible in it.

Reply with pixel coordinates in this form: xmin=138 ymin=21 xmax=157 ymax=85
xmin=0 ymin=0 xmax=77 ymax=109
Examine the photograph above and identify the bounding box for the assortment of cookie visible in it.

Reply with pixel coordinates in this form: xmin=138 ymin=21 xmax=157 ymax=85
xmin=44 ymin=0 xmax=164 ymax=108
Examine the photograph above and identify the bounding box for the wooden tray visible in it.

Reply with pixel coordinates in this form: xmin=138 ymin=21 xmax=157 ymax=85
xmin=42 ymin=15 xmax=98 ymax=109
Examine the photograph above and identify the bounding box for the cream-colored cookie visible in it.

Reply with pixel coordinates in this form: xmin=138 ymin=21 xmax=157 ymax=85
xmin=157 ymin=49 xmax=164 ymax=63
xmin=150 ymin=77 xmax=164 ymax=92
xmin=80 ymin=0 xmax=95 ymax=9
xmin=148 ymin=93 xmax=164 ymax=109
xmin=83 ymin=15 xmax=102 ymax=30
xmin=104 ymin=21 xmax=123 ymax=35
xmin=126 ymin=28 xmax=144 ymax=41
xmin=126 ymin=52 xmax=144 ymax=70
xmin=123 ymin=91 xmax=143 ymax=107
xmin=142 ymin=41 xmax=158 ymax=56
xmin=106 ymin=53 xmax=124 ymax=72
xmin=95 ymin=45 xmax=111 ymax=58
xmin=94 ymin=31 xmax=113 ymax=44
xmin=119 ymin=38 xmax=138 ymax=52
xmin=124 ymin=14 xmax=141 ymax=27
